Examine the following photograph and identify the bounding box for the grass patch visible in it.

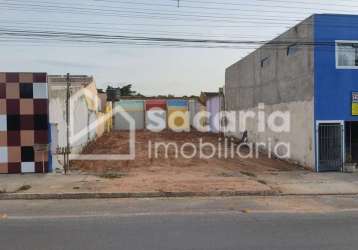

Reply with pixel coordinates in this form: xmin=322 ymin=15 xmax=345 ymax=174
xmin=240 ymin=171 xmax=257 ymax=178
xmin=16 ymin=185 xmax=31 ymax=192
xmin=99 ymin=172 xmax=127 ymax=179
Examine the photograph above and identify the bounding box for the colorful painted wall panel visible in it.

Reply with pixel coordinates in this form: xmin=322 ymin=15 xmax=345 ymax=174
xmin=145 ymin=99 xmax=167 ymax=131
xmin=206 ymin=96 xmax=221 ymax=133
xmin=167 ymin=99 xmax=188 ymax=108
xmin=188 ymin=99 xmax=207 ymax=130
xmin=114 ymin=100 xmax=145 ymax=130
xmin=145 ymin=99 xmax=167 ymax=111
xmin=104 ymin=102 xmax=113 ymax=133
xmin=0 ymin=72 xmax=49 ymax=174
xmin=167 ymin=99 xmax=189 ymax=131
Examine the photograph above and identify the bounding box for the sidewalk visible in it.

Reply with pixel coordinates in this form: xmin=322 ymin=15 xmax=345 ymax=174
xmin=257 ymin=170 xmax=358 ymax=195
xmin=0 ymin=170 xmax=358 ymax=199
xmin=0 ymin=171 xmax=273 ymax=199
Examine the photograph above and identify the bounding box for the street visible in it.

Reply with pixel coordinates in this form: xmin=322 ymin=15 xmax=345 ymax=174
xmin=1 ymin=197 xmax=358 ymax=250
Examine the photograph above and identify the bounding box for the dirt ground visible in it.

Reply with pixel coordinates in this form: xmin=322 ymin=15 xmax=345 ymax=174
xmin=71 ymin=131 xmax=301 ymax=193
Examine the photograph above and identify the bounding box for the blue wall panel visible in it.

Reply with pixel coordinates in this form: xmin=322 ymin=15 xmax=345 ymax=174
xmin=167 ymin=99 xmax=188 ymax=108
xmin=314 ymin=14 xmax=358 ymax=122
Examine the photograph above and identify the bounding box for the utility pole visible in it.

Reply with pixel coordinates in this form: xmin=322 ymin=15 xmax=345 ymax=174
xmin=177 ymin=0 xmax=180 ymax=8
xmin=65 ymin=73 xmax=70 ymax=173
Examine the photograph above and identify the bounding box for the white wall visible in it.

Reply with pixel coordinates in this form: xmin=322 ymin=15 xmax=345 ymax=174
xmin=48 ymin=83 xmax=99 ymax=171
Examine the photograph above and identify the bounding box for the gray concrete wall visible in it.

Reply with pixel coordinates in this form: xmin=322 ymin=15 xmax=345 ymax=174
xmin=115 ymin=111 xmax=145 ymax=130
xmin=225 ymin=16 xmax=316 ymax=169
xmin=226 ymin=16 xmax=314 ymax=110
xmin=113 ymin=100 xmax=145 ymax=130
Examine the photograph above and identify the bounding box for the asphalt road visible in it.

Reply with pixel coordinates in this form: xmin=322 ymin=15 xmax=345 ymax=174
xmin=1 ymin=197 xmax=358 ymax=250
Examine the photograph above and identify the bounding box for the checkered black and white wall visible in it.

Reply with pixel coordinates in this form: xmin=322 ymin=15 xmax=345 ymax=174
xmin=0 ymin=72 xmax=49 ymax=174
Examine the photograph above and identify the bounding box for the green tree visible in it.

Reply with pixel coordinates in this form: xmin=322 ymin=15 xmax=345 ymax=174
xmin=119 ymin=84 xmax=136 ymax=96
xmin=106 ymin=84 xmax=142 ymax=97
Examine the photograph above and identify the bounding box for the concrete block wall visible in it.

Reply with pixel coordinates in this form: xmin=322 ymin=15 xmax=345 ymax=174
xmin=225 ymin=16 xmax=316 ymax=169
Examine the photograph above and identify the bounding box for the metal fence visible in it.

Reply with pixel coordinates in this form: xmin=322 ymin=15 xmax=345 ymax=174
xmin=318 ymin=123 xmax=343 ymax=171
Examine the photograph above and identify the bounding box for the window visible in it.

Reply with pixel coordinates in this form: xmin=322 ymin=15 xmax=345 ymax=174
xmin=336 ymin=41 xmax=358 ymax=68
xmin=287 ymin=44 xmax=299 ymax=56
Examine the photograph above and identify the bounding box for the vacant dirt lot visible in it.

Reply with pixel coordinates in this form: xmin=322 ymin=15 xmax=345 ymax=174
xmin=71 ymin=131 xmax=300 ymax=193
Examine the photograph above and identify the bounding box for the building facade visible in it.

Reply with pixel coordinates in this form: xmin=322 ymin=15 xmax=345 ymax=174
xmin=48 ymin=75 xmax=108 ymax=171
xmin=225 ymin=14 xmax=358 ymax=172
xmin=0 ymin=72 xmax=50 ymax=174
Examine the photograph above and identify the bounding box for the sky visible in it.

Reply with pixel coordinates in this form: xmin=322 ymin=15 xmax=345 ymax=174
xmin=0 ymin=0 xmax=357 ymax=96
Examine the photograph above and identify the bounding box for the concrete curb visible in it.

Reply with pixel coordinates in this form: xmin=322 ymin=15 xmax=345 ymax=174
xmin=276 ymin=193 xmax=358 ymax=196
xmin=1 ymin=191 xmax=358 ymax=200
xmin=0 ymin=190 xmax=278 ymax=200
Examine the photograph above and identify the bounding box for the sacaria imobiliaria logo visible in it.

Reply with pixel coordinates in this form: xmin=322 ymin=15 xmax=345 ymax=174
xmin=68 ymin=89 xmax=291 ymax=161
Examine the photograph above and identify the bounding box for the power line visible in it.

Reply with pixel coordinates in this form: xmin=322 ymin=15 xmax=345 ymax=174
xmin=0 ymin=35 xmax=260 ymax=49
xmin=3 ymin=1 xmax=358 ymax=30
xmin=168 ymin=0 xmax=358 ymax=10
xmin=1 ymin=0 xmax=354 ymax=23
xmin=0 ymin=23 xmax=274 ymax=40
xmin=93 ymin=0 xmax=358 ymax=15
xmin=4 ymin=5 xmax=358 ymax=33
xmin=0 ymin=27 xmax=344 ymax=54
xmin=0 ymin=2 xmax=306 ymax=25
xmin=0 ymin=18 xmax=284 ymax=30
xmin=1 ymin=0 xmax=358 ymax=50
xmin=0 ymin=27 xmax=339 ymax=47
xmin=2 ymin=0 xmax=306 ymax=21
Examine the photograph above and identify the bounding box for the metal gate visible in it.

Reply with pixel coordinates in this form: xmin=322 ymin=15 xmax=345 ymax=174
xmin=317 ymin=123 xmax=344 ymax=172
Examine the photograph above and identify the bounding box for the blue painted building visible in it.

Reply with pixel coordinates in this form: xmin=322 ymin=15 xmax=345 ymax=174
xmin=226 ymin=14 xmax=358 ymax=172
xmin=314 ymin=14 xmax=358 ymax=171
